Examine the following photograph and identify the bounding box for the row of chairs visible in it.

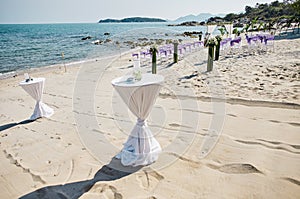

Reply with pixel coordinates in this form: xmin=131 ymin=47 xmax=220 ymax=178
xmin=132 ymin=41 xmax=205 ymax=66
xmin=245 ymin=33 xmax=275 ymax=52
xmin=132 ymin=33 xmax=275 ymax=66
xmin=132 ymin=41 xmax=204 ymax=66
xmin=220 ymin=37 xmax=242 ymax=52
xmin=220 ymin=33 xmax=275 ymax=56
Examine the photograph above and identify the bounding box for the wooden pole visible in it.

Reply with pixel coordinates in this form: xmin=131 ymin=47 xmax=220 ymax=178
xmin=151 ymin=47 xmax=157 ymax=74
xmin=207 ymin=45 xmax=214 ymax=71
xmin=173 ymin=42 xmax=178 ymax=63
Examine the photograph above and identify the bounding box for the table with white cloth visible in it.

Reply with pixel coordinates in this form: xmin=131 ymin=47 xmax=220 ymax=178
xmin=111 ymin=73 xmax=164 ymax=167
xmin=19 ymin=77 xmax=54 ymax=120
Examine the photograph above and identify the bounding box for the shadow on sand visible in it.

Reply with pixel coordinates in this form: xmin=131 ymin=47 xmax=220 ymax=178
xmin=0 ymin=119 xmax=34 ymax=132
xmin=19 ymin=158 xmax=142 ymax=199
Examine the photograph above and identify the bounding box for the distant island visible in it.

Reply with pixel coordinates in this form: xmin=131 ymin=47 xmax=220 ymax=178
xmin=99 ymin=17 xmax=167 ymax=23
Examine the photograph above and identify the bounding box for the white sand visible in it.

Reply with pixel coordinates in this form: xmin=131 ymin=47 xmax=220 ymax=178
xmin=0 ymin=37 xmax=299 ymax=199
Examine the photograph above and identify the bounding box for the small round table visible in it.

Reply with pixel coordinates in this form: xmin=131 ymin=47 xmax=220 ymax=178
xmin=111 ymin=73 xmax=164 ymax=166
xmin=19 ymin=77 xmax=54 ymax=120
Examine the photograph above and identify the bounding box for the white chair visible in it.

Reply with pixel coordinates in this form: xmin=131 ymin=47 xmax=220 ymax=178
xmin=229 ymin=37 xmax=242 ymax=56
xmin=263 ymin=35 xmax=275 ymax=52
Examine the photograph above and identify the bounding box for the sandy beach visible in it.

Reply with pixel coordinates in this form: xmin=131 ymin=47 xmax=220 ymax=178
xmin=0 ymin=36 xmax=299 ymax=198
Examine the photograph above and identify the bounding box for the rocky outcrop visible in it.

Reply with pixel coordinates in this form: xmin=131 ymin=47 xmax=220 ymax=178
xmin=81 ymin=36 xmax=92 ymax=40
xmin=168 ymin=21 xmax=201 ymax=26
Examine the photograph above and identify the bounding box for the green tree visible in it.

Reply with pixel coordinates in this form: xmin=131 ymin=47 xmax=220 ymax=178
xmin=271 ymin=0 xmax=280 ymax=7
xmin=245 ymin=6 xmax=253 ymax=14
xmin=290 ymin=0 xmax=300 ymax=16
xmin=224 ymin=13 xmax=238 ymax=21
xmin=233 ymin=28 xmax=239 ymax=35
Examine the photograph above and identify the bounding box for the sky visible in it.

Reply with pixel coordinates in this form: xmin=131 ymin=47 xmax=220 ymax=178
xmin=0 ymin=0 xmax=277 ymax=24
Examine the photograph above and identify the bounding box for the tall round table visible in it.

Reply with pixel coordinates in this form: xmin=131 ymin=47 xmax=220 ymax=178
xmin=111 ymin=73 xmax=164 ymax=167
xmin=19 ymin=77 xmax=54 ymax=120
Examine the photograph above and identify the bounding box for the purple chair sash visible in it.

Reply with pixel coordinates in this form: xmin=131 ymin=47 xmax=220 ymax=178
xmin=230 ymin=37 xmax=241 ymax=46
xmin=264 ymin=35 xmax=275 ymax=44
xmin=246 ymin=35 xmax=260 ymax=44
xmin=132 ymin=53 xmax=139 ymax=58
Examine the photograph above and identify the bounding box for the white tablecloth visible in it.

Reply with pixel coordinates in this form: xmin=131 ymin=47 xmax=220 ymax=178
xmin=111 ymin=73 xmax=164 ymax=166
xmin=20 ymin=77 xmax=54 ymax=120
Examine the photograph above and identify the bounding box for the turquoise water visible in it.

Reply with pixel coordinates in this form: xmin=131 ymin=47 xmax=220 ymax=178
xmin=0 ymin=23 xmax=206 ymax=74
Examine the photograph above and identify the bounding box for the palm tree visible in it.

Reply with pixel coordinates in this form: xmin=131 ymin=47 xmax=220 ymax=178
xmin=243 ymin=23 xmax=251 ymax=34
xmin=257 ymin=21 xmax=264 ymax=32
xmin=251 ymin=17 xmax=258 ymax=32
xmin=291 ymin=16 xmax=300 ymax=34
xmin=277 ymin=18 xmax=288 ymax=35
xmin=266 ymin=19 xmax=275 ymax=34
xmin=284 ymin=17 xmax=293 ymax=34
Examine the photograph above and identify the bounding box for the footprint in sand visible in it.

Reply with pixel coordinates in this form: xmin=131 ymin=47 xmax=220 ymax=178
xmin=207 ymin=163 xmax=263 ymax=174
xmin=235 ymin=139 xmax=300 ymax=154
xmin=136 ymin=169 xmax=164 ymax=190
xmin=227 ymin=113 xmax=237 ymax=118
xmin=168 ymin=123 xmax=181 ymax=127
xmin=86 ymin=183 xmax=122 ymax=199
xmin=3 ymin=150 xmax=46 ymax=184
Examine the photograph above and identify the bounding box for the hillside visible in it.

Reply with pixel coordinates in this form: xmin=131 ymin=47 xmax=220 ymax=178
xmin=173 ymin=13 xmax=225 ymax=23
xmin=207 ymin=0 xmax=300 ymax=30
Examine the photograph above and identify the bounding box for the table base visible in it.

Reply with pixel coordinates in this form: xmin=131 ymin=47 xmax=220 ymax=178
xmin=116 ymin=124 xmax=161 ymax=167
xmin=30 ymin=101 xmax=54 ymax=120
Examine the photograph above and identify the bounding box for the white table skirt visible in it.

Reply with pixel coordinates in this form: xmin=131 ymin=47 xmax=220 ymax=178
xmin=112 ymin=73 xmax=164 ymax=166
xmin=20 ymin=77 xmax=54 ymax=120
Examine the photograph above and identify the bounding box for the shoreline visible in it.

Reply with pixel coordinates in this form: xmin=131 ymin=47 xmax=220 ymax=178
xmin=1 ymin=36 xmax=299 ymax=106
xmin=1 ymin=23 xmax=299 ymax=80
xmin=0 ymin=22 xmax=205 ymax=76
xmin=0 ymin=47 xmax=141 ymax=80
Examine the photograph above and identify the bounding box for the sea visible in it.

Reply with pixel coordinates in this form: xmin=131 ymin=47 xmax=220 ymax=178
xmin=0 ymin=22 xmax=207 ymax=76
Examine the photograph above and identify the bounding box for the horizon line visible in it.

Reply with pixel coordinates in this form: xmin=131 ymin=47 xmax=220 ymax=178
xmin=0 ymin=12 xmax=230 ymax=25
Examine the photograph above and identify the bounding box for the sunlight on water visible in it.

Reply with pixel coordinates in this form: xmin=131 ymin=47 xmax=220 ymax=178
xmin=0 ymin=23 xmax=206 ymax=74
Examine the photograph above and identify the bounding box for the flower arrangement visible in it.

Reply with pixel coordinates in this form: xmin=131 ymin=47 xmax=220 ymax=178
xmin=215 ymin=35 xmax=222 ymax=42
xmin=132 ymin=58 xmax=142 ymax=81
xmin=205 ymin=37 xmax=218 ymax=47
xmin=149 ymin=46 xmax=158 ymax=54
xmin=133 ymin=70 xmax=142 ymax=81
xmin=214 ymin=35 xmax=222 ymax=61
xmin=150 ymin=46 xmax=158 ymax=74
xmin=218 ymin=27 xmax=226 ymax=36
